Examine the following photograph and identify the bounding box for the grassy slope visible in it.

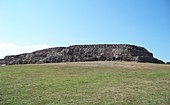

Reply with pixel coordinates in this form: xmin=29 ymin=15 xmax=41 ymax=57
xmin=0 ymin=61 xmax=170 ymax=105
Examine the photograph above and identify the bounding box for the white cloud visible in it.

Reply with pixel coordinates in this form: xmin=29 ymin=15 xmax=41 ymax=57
xmin=0 ymin=42 xmax=52 ymax=59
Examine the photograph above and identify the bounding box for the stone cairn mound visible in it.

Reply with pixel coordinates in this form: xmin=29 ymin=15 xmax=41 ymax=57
xmin=0 ymin=44 xmax=165 ymax=65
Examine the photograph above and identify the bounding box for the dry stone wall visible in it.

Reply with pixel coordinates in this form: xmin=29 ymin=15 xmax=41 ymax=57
xmin=1 ymin=44 xmax=165 ymax=65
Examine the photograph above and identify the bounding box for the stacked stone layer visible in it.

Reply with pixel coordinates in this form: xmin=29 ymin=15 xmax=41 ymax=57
xmin=0 ymin=44 xmax=165 ymax=65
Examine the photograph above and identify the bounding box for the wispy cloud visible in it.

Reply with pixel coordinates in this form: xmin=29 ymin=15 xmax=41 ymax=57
xmin=0 ymin=42 xmax=52 ymax=59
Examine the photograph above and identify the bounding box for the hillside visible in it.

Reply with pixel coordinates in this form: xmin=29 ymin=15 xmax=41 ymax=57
xmin=0 ymin=61 xmax=170 ymax=105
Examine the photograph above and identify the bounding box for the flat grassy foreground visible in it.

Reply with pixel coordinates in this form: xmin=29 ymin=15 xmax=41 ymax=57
xmin=0 ymin=61 xmax=170 ymax=105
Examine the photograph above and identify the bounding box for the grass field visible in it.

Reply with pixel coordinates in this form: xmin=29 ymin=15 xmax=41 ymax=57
xmin=0 ymin=61 xmax=170 ymax=105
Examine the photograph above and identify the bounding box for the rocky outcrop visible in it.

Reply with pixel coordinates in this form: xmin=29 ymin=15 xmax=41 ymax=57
xmin=1 ymin=44 xmax=165 ymax=65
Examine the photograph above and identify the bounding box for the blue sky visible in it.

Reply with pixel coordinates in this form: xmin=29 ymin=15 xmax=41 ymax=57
xmin=0 ymin=0 xmax=170 ymax=62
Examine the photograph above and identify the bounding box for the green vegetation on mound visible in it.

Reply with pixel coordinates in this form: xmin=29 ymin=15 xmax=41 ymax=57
xmin=0 ymin=61 xmax=170 ymax=105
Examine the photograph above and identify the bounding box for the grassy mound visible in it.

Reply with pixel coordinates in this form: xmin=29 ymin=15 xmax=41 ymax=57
xmin=0 ymin=61 xmax=170 ymax=105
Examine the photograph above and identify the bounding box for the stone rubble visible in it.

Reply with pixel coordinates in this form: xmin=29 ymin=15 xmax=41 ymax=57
xmin=0 ymin=44 xmax=165 ymax=65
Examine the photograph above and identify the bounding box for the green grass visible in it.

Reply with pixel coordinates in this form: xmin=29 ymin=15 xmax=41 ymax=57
xmin=0 ymin=61 xmax=170 ymax=105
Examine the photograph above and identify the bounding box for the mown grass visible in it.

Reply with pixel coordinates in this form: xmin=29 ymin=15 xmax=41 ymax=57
xmin=0 ymin=61 xmax=170 ymax=105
